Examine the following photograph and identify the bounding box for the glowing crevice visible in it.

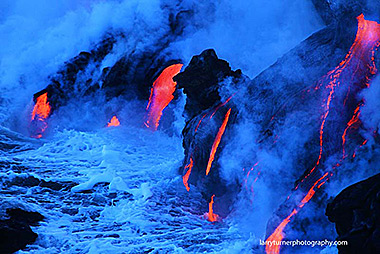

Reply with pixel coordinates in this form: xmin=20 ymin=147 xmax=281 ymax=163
xmin=182 ymin=157 xmax=193 ymax=191
xmin=206 ymin=108 xmax=232 ymax=176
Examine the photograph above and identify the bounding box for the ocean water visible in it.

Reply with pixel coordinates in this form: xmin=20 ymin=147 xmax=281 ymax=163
xmin=0 ymin=125 xmax=258 ymax=253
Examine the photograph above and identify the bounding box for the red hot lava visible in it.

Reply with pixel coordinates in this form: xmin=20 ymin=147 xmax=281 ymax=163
xmin=194 ymin=112 xmax=208 ymax=133
xmin=266 ymin=14 xmax=380 ymax=254
xmin=206 ymin=108 xmax=232 ymax=175
xmin=30 ymin=92 xmax=51 ymax=138
xmin=183 ymin=157 xmax=193 ymax=191
xmin=206 ymin=195 xmax=220 ymax=222
xmin=107 ymin=115 xmax=120 ymax=127
xmin=342 ymin=104 xmax=361 ymax=158
xmin=145 ymin=64 xmax=183 ymax=131
xmin=210 ymin=95 xmax=234 ymax=119
xmin=265 ymin=173 xmax=329 ymax=254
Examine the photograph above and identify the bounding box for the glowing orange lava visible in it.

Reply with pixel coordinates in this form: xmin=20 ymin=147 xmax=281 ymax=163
xmin=243 ymin=161 xmax=260 ymax=191
xmin=297 ymin=14 xmax=380 ymax=181
xmin=183 ymin=158 xmax=193 ymax=191
xmin=308 ymin=14 xmax=380 ymax=177
xmin=210 ymin=95 xmax=234 ymax=119
xmin=207 ymin=195 xmax=219 ymax=222
xmin=265 ymin=173 xmax=329 ymax=254
xmin=31 ymin=92 xmax=51 ymax=138
xmin=145 ymin=64 xmax=183 ymax=131
xmin=107 ymin=116 xmax=120 ymax=127
xmin=206 ymin=108 xmax=232 ymax=175
xmin=32 ymin=93 xmax=50 ymax=120
xmin=194 ymin=112 xmax=208 ymax=133
xmin=266 ymin=14 xmax=380 ymax=254
xmin=342 ymin=105 xmax=361 ymax=158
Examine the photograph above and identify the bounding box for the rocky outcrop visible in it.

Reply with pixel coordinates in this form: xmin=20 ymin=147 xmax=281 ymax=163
xmin=326 ymin=173 xmax=380 ymax=254
xmin=174 ymin=49 xmax=242 ymax=215
xmin=174 ymin=49 xmax=243 ymax=120
xmin=0 ymin=208 xmax=44 ymax=254
xmin=34 ymin=34 xmax=117 ymax=112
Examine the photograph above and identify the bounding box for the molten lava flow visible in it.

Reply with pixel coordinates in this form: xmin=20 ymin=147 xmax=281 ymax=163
xmin=266 ymin=15 xmax=380 ymax=254
xmin=210 ymin=95 xmax=234 ymax=119
xmin=194 ymin=112 xmax=208 ymax=133
xmin=32 ymin=93 xmax=50 ymax=120
xmin=207 ymin=195 xmax=219 ymax=222
xmin=342 ymin=105 xmax=361 ymax=158
xmin=265 ymin=173 xmax=329 ymax=254
xmin=352 ymin=139 xmax=368 ymax=158
xmin=306 ymin=14 xmax=380 ymax=178
xmin=107 ymin=116 xmax=120 ymax=127
xmin=265 ymin=209 xmax=297 ymax=254
xmin=145 ymin=64 xmax=183 ymax=131
xmin=30 ymin=92 xmax=51 ymax=138
xmin=182 ymin=158 xmax=193 ymax=191
xmin=243 ymin=161 xmax=260 ymax=191
xmin=195 ymin=94 xmax=234 ymax=133
xmin=206 ymin=108 xmax=232 ymax=176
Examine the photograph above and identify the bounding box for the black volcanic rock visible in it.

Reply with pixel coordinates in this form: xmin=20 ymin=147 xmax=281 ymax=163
xmin=0 ymin=220 xmax=37 ymax=254
xmin=30 ymin=1 xmax=198 ymax=123
xmin=326 ymin=173 xmax=380 ymax=254
xmin=311 ymin=0 xmax=335 ymax=25
xmin=174 ymin=49 xmax=243 ymax=215
xmin=101 ymin=50 xmax=181 ymax=101
xmin=6 ymin=209 xmax=44 ymax=227
xmin=0 ymin=208 xmax=44 ymax=254
xmin=174 ymin=49 xmax=243 ymax=120
xmin=5 ymin=175 xmax=76 ymax=191
xmin=34 ymin=34 xmax=117 ymax=112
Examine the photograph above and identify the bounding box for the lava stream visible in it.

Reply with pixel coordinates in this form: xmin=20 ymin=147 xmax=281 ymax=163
xmin=210 ymin=95 xmax=234 ymax=119
xmin=145 ymin=64 xmax=183 ymax=131
xmin=30 ymin=92 xmax=51 ymax=138
xmin=207 ymin=195 xmax=219 ymax=222
xmin=194 ymin=112 xmax=208 ymax=133
xmin=107 ymin=116 xmax=120 ymax=127
xmin=266 ymin=14 xmax=380 ymax=254
xmin=265 ymin=173 xmax=329 ymax=254
xmin=308 ymin=14 xmax=380 ymax=177
xmin=206 ymin=108 xmax=232 ymax=175
xmin=342 ymin=104 xmax=361 ymax=158
xmin=182 ymin=157 xmax=193 ymax=191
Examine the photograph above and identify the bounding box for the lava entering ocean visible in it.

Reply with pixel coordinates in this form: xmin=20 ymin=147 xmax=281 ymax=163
xmin=183 ymin=157 xmax=193 ymax=191
xmin=107 ymin=115 xmax=120 ymax=127
xmin=30 ymin=92 xmax=51 ymax=138
xmin=265 ymin=14 xmax=380 ymax=254
xmin=206 ymin=195 xmax=220 ymax=222
xmin=145 ymin=64 xmax=183 ymax=131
